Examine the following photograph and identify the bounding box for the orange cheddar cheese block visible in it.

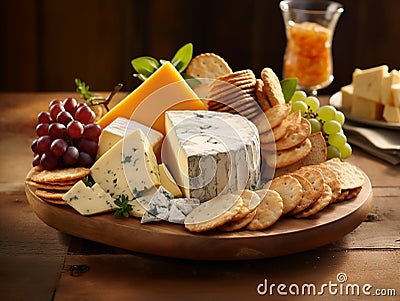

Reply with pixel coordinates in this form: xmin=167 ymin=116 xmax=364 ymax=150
xmin=96 ymin=61 xmax=206 ymax=134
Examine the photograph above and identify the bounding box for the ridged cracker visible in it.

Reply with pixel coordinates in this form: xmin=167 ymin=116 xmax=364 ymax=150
xmin=261 ymin=67 xmax=285 ymax=106
xmin=295 ymin=184 xmax=332 ymax=218
xmin=313 ymin=164 xmax=341 ymax=203
xmin=266 ymin=138 xmax=312 ymax=168
xmin=184 ymin=194 xmax=243 ymax=232
xmin=246 ymin=189 xmax=283 ymax=230
xmin=286 ymin=173 xmax=319 ymax=215
xmin=186 ymin=53 xmax=232 ymax=79
xmin=252 ymin=103 xmax=291 ymax=134
xmin=294 ymin=167 xmax=325 ymax=200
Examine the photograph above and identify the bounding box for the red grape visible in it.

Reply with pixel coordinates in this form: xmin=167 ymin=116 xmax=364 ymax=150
xmin=63 ymin=146 xmax=79 ymax=166
xmin=49 ymin=103 xmax=65 ymax=120
xmin=49 ymin=99 xmax=62 ymax=108
xmin=50 ymin=138 xmax=68 ymax=156
xmin=63 ymin=97 xmax=78 ymax=114
xmin=40 ymin=151 xmax=59 ymax=170
xmin=75 ymin=105 xmax=96 ymax=124
xmin=31 ymin=138 xmax=39 ymax=153
xmin=36 ymin=123 xmax=49 ymax=137
xmin=78 ymin=138 xmax=98 ymax=157
xmin=37 ymin=135 xmax=53 ymax=153
xmin=67 ymin=120 xmax=84 ymax=138
xmin=56 ymin=111 xmax=74 ymax=125
xmin=83 ymin=123 xmax=101 ymax=141
xmin=37 ymin=111 xmax=52 ymax=124
xmin=48 ymin=122 xmax=66 ymax=139
xmin=76 ymin=152 xmax=93 ymax=167
xmin=32 ymin=154 xmax=41 ymax=167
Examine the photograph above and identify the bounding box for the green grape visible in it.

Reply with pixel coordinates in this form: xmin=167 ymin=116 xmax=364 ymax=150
xmin=317 ymin=105 xmax=336 ymax=122
xmin=291 ymin=101 xmax=308 ymax=115
xmin=334 ymin=111 xmax=345 ymax=125
xmin=308 ymin=118 xmax=322 ymax=133
xmin=327 ymin=132 xmax=347 ymax=147
xmin=327 ymin=145 xmax=342 ymax=159
xmin=290 ymin=90 xmax=307 ymax=103
xmin=305 ymin=96 xmax=320 ymax=112
xmin=338 ymin=142 xmax=352 ymax=159
xmin=323 ymin=120 xmax=342 ymax=135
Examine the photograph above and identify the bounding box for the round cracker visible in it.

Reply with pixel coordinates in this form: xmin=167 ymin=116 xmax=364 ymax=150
xmin=295 ymin=184 xmax=332 ymax=218
xmin=294 ymin=168 xmax=325 ymax=200
xmin=266 ymin=138 xmax=312 ymax=169
xmin=261 ymin=67 xmax=285 ymax=106
xmin=255 ymin=79 xmax=272 ymax=112
xmin=186 ymin=53 xmax=232 ymax=79
xmin=35 ymin=189 xmax=66 ymax=200
xmin=26 ymin=179 xmax=73 ymax=191
xmin=184 ymin=194 xmax=243 ymax=232
xmin=246 ymin=189 xmax=283 ymax=230
xmin=30 ymin=167 xmax=90 ymax=184
xmin=322 ymin=158 xmax=365 ymax=190
xmin=219 ymin=210 xmax=257 ymax=232
xmin=286 ymin=173 xmax=319 ymax=215
xmin=252 ymin=103 xmax=291 ymax=134
xmin=313 ymin=164 xmax=341 ymax=203
xmin=268 ymin=175 xmax=303 ymax=215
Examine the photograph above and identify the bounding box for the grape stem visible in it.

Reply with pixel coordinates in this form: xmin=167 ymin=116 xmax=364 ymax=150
xmin=86 ymin=83 xmax=123 ymax=112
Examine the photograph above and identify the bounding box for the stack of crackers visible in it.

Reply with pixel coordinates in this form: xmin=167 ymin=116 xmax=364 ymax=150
xmin=184 ymin=158 xmax=365 ymax=233
xmin=26 ymin=166 xmax=90 ymax=205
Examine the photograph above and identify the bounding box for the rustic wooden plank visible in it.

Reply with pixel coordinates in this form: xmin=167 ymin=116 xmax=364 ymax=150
xmin=54 ymin=250 xmax=399 ymax=301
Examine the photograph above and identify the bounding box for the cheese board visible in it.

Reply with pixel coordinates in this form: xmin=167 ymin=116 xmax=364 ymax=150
xmin=25 ymin=171 xmax=372 ymax=261
xmin=329 ymin=91 xmax=400 ymax=129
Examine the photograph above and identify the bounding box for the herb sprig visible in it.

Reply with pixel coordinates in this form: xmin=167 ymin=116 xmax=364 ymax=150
xmin=113 ymin=194 xmax=133 ymax=218
xmin=131 ymin=43 xmax=193 ymax=81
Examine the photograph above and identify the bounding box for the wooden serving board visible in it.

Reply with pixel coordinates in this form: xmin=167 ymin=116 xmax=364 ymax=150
xmin=25 ymin=175 xmax=372 ymax=261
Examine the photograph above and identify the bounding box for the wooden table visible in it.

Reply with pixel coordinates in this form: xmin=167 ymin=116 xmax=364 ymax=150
xmin=0 ymin=93 xmax=399 ymax=301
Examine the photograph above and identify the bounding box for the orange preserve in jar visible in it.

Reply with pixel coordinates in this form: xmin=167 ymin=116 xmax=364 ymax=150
xmin=284 ymin=21 xmax=332 ymax=88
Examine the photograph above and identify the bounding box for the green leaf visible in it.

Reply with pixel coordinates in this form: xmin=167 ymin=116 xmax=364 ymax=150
xmin=171 ymin=43 xmax=193 ymax=73
xmin=131 ymin=56 xmax=160 ymax=78
xmin=75 ymin=78 xmax=93 ymax=100
xmin=280 ymin=78 xmax=298 ymax=103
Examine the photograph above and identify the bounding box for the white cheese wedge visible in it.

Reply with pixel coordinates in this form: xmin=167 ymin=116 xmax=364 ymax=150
xmin=340 ymin=84 xmax=354 ymax=111
xmin=159 ymin=163 xmax=182 ymax=197
xmin=90 ymin=129 xmax=160 ymax=200
xmin=353 ymin=65 xmax=388 ymax=102
xmin=163 ymin=110 xmax=261 ymax=202
xmin=351 ymin=96 xmax=384 ymax=120
xmin=392 ymin=83 xmax=400 ymax=107
xmin=381 ymin=70 xmax=400 ymax=105
xmin=383 ymin=105 xmax=400 ymax=123
xmin=97 ymin=117 xmax=164 ymax=160
xmin=63 ymin=181 xmax=117 ymax=215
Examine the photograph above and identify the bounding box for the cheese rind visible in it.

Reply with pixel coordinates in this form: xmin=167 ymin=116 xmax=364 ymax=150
xmin=97 ymin=117 xmax=163 ymax=160
xmin=63 ymin=181 xmax=117 ymax=216
xmin=90 ymin=129 xmax=160 ymax=200
xmin=163 ymin=110 xmax=261 ymax=202
xmin=96 ymin=62 xmax=206 ymax=134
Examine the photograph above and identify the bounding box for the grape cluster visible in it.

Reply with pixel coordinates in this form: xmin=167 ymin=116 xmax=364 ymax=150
xmin=31 ymin=97 xmax=102 ymax=170
xmin=290 ymin=91 xmax=352 ymax=159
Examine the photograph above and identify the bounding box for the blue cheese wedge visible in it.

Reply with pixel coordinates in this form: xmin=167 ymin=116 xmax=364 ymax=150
xmin=140 ymin=186 xmax=200 ymax=224
xmin=97 ymin=117 xmax=164 ymax=160
xmin=163 ymin=110 xmax=261 ymax=202
xmin=63 ymin=181 xmax=117 ymax=215
xmin=90 ymin=129 xmax=160 ymax=200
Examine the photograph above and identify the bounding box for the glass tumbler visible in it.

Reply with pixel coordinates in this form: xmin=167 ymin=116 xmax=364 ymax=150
xmin=280 ymin=0 xmax=344 ymax=95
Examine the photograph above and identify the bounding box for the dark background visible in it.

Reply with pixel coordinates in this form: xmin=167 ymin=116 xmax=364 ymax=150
xmin=1 ymin=0 xmax=399 ymax=94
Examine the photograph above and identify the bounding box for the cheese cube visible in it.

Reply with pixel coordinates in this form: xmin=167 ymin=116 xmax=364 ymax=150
xmin=340 ymin=84 xmax=354 ymax=111
xmin=97 ymin=117 xmax=163 ymax=160
xmin=353 ymin=65 xmax=388 ymax=102
xmin=351 ymin=96 xmax=384 ymax=120
xmin=90 ymin=129 xmax=160 ymax=199
xmin=383 ymin=105 xmax=400 ymax=123
xmin=159 ymin=163 xmax=182 ymax=197
xmin=63 ymin=181 xmax=117 ymax=216
xmin=163 ymin=110 xmax=261 ymax=202
xmin=96 ymin=62 xmax=206 ymax=134
xmin=392 ymin=83 xmax=400 ymax=107
xmin=381 ymin=70 xmax=400 ymax=105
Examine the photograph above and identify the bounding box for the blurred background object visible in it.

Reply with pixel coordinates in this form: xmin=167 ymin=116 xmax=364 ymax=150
xmin=1 ymin=0 xmax=399 ymax=94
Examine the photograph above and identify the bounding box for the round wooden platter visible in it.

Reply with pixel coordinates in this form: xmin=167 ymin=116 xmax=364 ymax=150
xmin=25 ymin=174 xmax=372 ymax=261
